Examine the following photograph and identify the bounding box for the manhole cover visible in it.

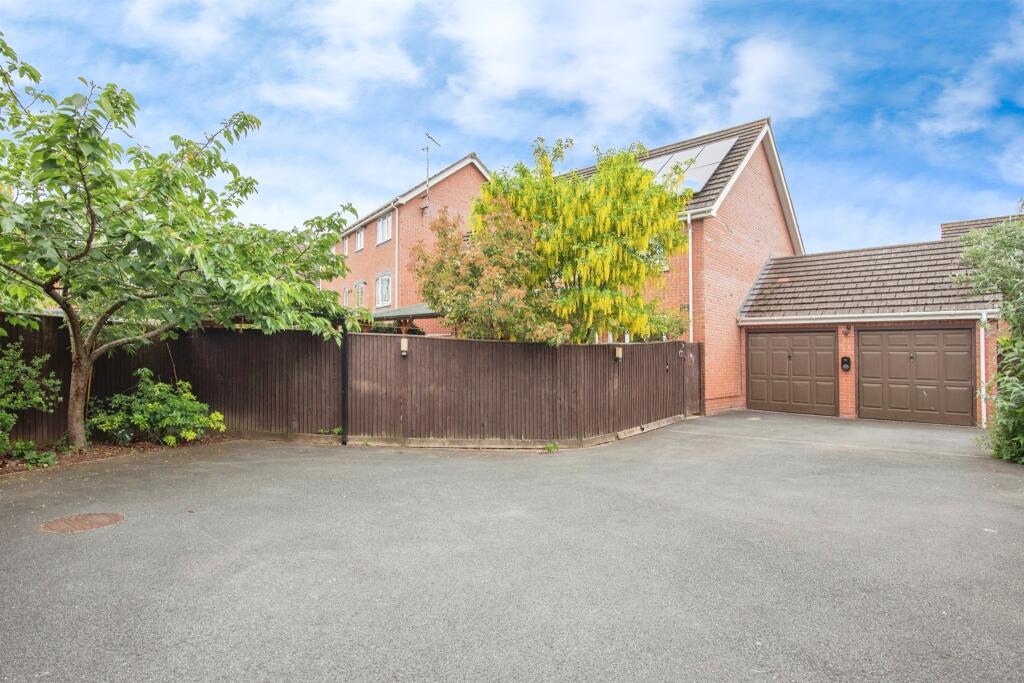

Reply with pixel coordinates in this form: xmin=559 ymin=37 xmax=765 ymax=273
xmin=39 ymin=512 xmax=124 ymax=534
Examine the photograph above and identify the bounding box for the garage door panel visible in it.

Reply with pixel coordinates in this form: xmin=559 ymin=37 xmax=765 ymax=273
xmin=815 ymin=381 xmax=836 ymax=406
xmin=914 ymin=351 xmax=939 ymax=381
xmin=860 ymin=350 xmax=883 ymax=379
xmin=748 ymin=332 xmax=836 ymax=416
xmin=887 ymin=383 xmax=911 ymax=410
xmin=791 ymin=350 xmax=811 ymax=377
xmin=770 ymin=351 xmax=789 ymax=375
xmin=887 ymin=352 xmax=911 ymax=380
xmin=791 ymin=380 xmax=811 ymax=405
xmin=858 ymin=328 xmax=975 ymax=426
xmin=749 ymin=378 xmax=768 ymax=402
xmin=912 ymin=385 xmax=939 ymax=413
xmin=860 ymin=383 xmax=883 ymax=409
xmin=944 ymin=351 xmax=972 ymax=382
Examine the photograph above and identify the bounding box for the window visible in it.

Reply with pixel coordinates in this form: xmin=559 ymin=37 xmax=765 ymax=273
xmin=342 ymin=288 xmax=350 ymax=306
xmin=375 ymin=274 xmax=391 ymax=308
xmin=342 ymin=237 xmax=349 ymax=256
xmin=355 ymin=229 xmax=365 ymax=251
xmin=376 ymin=213 xmax=392 ymax=244
xmin=354 ymin=282 xmax=365 ymax=307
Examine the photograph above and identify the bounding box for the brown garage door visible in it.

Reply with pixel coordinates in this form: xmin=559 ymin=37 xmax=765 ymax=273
xmin=858 ymin=329 xmax=974 ymax=426
xmin=747 ymin=332 xmax=837 ymax=416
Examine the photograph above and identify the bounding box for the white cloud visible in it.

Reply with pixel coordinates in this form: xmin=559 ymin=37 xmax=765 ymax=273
xmin=919 ymin=9 xmax=1024 ymax=137
xmin=996 ymin=136 xmax=1024 ymax=185
xmin=726 ymin=37 xmax=834 ymax=123
xmin=433 ymin=0 xmax=706 ymax=140
xmin=121 ymin=0 xmax=259 ymax=60
xmin=258 ymin=0 xmax=422 ymax=111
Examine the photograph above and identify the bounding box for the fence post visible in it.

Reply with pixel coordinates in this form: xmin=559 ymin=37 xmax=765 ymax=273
xmin=340 ymin=324 xmax=349 ymax=445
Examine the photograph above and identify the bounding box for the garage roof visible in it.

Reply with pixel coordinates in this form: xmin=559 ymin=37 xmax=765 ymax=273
xmin=940 ymin=214 xmax=1023 ymax=240
xmin=739 ymin=239 xmax=999 ymax=322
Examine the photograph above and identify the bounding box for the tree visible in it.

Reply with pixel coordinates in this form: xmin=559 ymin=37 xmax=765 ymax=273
xmin=470 ymin=138 xmax=690 ymax=343
xmin=962 ymin=210 xmax=1024 ymax=463
xmin=412 ymin=206 xmax=573 ymax=343
xmin=0 ymin=36 xmax=357 ymax=449
xmin=0 ymin=340 xmax=62 ymax=454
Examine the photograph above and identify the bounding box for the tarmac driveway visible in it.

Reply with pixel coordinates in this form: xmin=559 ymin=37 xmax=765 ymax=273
xmin=1 ymin=411 xmax=1023 ymax=681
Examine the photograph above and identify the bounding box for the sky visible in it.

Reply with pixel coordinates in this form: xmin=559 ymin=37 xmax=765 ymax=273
xmin=0 ymin=0 xmax=1021 ymax=252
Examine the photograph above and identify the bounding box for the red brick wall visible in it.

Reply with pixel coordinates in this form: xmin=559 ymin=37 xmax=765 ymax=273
xmin=742 ymin=319 xmax=998 ymax=426
xmin=323 ymin=163 xmax=486 ymax=319
xmin=697 ymin=142 xmax=797 ymax=414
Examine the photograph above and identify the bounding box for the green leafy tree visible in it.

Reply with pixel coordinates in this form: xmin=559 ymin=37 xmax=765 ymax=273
xmin=0 ymin=340 xmax=62 ymax=454
xmin=471 ymin=138 xmax=690 ymax=342
xmin=962 ymin=209 xmax=1024 ymax=462
xmin=412 ymin=206 xmax=573 ymax=343
xmin=0 ymin=36 xmax=358 ymax=449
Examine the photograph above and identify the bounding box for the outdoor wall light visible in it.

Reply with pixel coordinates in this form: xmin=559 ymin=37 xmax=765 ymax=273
xmin=841 ymin=356 xmax=852 ymax=372
xmin=400 ymin=337 xmax=409 ymax=357
xmin=614 ymin=346 xmax=623 ymax=362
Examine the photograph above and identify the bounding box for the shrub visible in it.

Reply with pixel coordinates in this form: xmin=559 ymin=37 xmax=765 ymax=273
xmin=87 ymin=369 xmax=225 ymax=446
xmin=0 ymin=341 xmax=62 ymax=455
xmin=9 ymin=440 xmax=56 ymax=469
xmin=990 ymin=337 xmax=1024 ymax=463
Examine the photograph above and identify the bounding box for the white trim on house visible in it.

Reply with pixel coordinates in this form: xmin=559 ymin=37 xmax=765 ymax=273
xmin=340 ymin=155 xmax=490 ymax=238
xmin=737 ymin=309 xmax=1000 ymax=326
xmin=685 ymin=123 xmax=805 ymax=256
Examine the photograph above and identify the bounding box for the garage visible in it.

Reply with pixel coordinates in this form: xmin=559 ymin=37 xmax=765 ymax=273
xmin=858 ymin=328 xmax=975 ymax=426
xmin=747 ymin=331 xmax=837 ymax=416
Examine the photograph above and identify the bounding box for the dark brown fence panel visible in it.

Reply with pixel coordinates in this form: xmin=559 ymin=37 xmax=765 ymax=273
xmin=348 ymin=334 xmax=702 ymax=447
xmin=3 ymin=316 xmax=72 ymax=447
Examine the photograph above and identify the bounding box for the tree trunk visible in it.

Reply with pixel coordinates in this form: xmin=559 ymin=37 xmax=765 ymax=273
xmin=67 ymin=356 xmax=92 ymax=450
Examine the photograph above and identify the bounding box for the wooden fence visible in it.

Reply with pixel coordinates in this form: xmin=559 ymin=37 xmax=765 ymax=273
xmin=3 ymin=317 xmax=701 ymax=449
xmin=348 ymin=334 xmax=702 ymax=447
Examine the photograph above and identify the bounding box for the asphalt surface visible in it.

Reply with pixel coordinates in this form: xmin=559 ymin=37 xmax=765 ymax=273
xmin=1 ymin=411 xmax=1023 ymax=681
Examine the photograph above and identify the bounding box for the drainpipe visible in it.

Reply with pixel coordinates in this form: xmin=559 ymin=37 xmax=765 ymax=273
xmin=980 ymin=311 xmax=988 ymax=428
xmin=392 ymin=201 xmax=400 ymax=308
xmin=686 ymin=213 xmax=694 ymax=343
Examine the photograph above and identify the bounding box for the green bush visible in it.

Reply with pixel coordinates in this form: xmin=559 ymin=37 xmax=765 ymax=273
xmin=0 ymin=341 xmax=62 ymax=455
xmin=990 ymin=337 xmax=1024 ymax=463
xmin=87 ymin=369 xmax=225 ymax=446
xmin=9 ymin=440 xmax=56 ymax=469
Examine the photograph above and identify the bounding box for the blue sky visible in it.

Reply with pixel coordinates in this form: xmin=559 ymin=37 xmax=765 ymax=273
xmin=1 ymin=0 xmax=1021 ymax=252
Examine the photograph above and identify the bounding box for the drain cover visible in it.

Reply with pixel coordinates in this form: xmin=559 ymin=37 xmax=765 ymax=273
xmin=39 ymin=512 xmax=124 ymax=534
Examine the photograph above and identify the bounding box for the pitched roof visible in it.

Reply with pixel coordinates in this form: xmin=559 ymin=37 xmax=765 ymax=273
xmin=571 ymin=119 xmax=768 ymax=213
xmin=739 ymin=239 xmax=999 ymax=321
xmin=342 ymin=154 xmax=490 ymax=237
xmin=940 ymin=214 xmax=1023 ymax=240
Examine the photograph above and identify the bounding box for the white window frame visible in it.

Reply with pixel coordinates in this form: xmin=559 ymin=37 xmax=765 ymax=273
xmin=376 ymin=213 xmax=392 ymax=244
xmin=342 ymin=237 xmax=349 ymax=256
xmin=341 ymin=288 xmax=350 ymax=306
xmin=355 ymin=229 xmax=365 ymax=251
xmin=354 ymin=282 xmax=365 ymax=307
xmin=375 ymin=273 xmax=392 ymax=308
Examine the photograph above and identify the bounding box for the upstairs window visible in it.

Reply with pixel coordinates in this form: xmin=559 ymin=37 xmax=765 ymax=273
xmin=354 ymin=282 xmax=365 ymax=307
xmin=342 ymin=237 xmax=349 ymax=256
xmin=376 ymin=213 xmax=392 ymax=244
xmin=375 ymin=274 xmax=391 ymax=308
xmin=341 ymin=288 xmax=350 ymax=306
xmin=355 ymin=229 xmax=365 ymax=251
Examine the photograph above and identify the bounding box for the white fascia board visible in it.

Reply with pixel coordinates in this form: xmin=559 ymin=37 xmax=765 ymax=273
xmin=341 ymin=156 xmax=490 ymax=237
xmin=738 ymin=310 xmax=1000 ymax=326
xmin=704 ymin=123 xmax=805 ymax=256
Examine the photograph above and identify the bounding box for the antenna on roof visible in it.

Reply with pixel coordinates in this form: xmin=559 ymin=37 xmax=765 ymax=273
xmin=422 ymin=132 xmax=441 ymax=214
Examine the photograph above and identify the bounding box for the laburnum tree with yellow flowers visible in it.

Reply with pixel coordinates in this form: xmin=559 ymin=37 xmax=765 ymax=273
xmin=456 ymin=138 xmax=691 ymax=343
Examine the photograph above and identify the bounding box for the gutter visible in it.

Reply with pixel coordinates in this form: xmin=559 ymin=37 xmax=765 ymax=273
xmin=686 ymin=212 xmax=694 ymax=342
xmin=737 ymin=309 xmax=1001 ymax=326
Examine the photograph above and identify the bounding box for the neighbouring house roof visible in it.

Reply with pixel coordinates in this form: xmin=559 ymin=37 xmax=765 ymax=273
xmin=569 ymin=118 xmax=804 ymax=254
xmin=738 ymin=239 xmax=999 ymax=323
xmin=341 ymin=154 xmax=490 ymax=238
xmin=373 ymin=303 xmax=437 ymax=321
xmin=940 ymin=214 xmax=1023 ymax=240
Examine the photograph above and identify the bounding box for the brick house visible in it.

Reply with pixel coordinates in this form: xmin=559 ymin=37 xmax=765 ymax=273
xmin=573 ymin=118 xmax=804 ymax=414
xmin=735 ymin=215 xmax=1016 ymax=427
xmin=322 ymin=154 xmax=489 ymax=334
